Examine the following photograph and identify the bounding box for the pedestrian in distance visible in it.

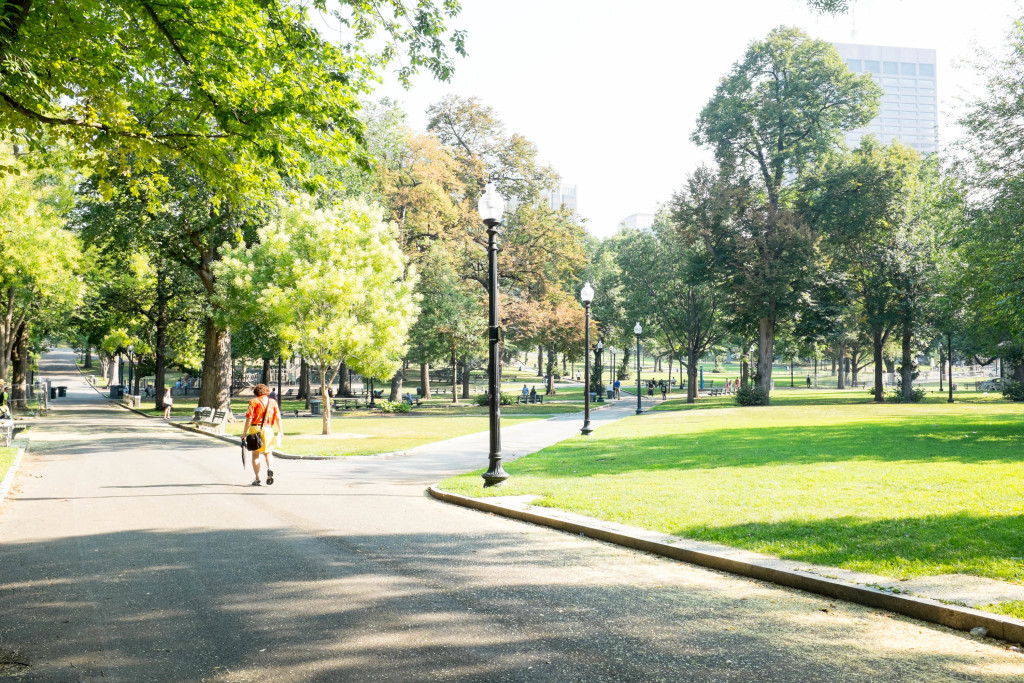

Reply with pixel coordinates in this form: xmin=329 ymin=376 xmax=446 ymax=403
xmin=661 ymin=383 xmax=667 ymax=400
xmin=613 ymin=378 xmax=621 ymax=399
xmin=521 ymin=384 xmax=529 ymax=400
xmin=162 ymin=387 xmax=173 ymax=420
xmin=806 ymin=375 xmax=812 ymax=388
xmin=243 ymin=383 xmax=283 ymax=486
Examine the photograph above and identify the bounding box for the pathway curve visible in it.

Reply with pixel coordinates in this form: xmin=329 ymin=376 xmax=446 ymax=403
xmin=0 ymin=350 xmax=1020 ymax=681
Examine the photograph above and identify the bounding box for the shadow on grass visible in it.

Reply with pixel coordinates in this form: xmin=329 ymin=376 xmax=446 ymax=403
xmin=677 ymin=511 xmax=1024 ymax=583
xmin=652 ymin=390 xmax=1011 ymax=412
xmin=504 ymin=413 xmax=1024 ymax=478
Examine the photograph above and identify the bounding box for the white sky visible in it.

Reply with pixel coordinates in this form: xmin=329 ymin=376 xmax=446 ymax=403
xmin=358 ymin=0 xmax=1021 ymax=238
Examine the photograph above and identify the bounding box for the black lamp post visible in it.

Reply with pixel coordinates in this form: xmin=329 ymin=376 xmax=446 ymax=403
xmin=277 ymin=355 xmax=283 ymax=401
xmin=580 ymin=281 xmax=594 ymax=436
xmin=479 ymin=183 xmax=508 ymax=487
xmin=608 ymin=346 xmax=616 ymax=397
xmin=127 ymin=345 xmax=134 ymax=396
xmin=595 ymin=341 xmax=604 ymax=402
xmin=634 ymin=322 xmax=643 ymax=415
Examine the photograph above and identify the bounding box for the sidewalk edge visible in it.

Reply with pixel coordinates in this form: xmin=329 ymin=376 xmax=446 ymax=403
xmin=0 ymin=447 xmax=26 ymax=505
xmin=426 ymin=485 xmax=1024 ymax=645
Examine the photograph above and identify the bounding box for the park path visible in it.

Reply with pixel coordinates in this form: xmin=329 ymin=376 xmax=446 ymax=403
xmin=0 ymin=350 xmax=1020 ymax=681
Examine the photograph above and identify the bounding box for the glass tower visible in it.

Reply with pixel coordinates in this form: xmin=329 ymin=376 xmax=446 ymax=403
xmin=834 ymin=43 xmax=938 ymax=155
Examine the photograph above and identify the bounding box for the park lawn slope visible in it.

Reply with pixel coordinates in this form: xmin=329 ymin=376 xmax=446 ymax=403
xmin=225 ymin=414 xmax=544 ymax=457
xmin=0 ymin=446 xmax=17 ymax=483
xmin=439 ymin=399 xmax=1024 ymax=584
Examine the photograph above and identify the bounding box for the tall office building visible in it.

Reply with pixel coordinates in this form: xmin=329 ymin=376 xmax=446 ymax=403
xmin=834 ymin=43 xmax=938 ymax=155
xmin=617 ymin=213 xmax=654 ymax=231
xmin=547 ymin=184 xmax=578 ymax=212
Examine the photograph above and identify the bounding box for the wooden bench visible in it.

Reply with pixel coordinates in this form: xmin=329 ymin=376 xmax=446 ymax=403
xmin=403 ymin=393 xmax=421 ymax=407
xmin=516 ymin=394 xmax=544 ymax=404
xmin=332 ymin=399 xmax=367 ymax=411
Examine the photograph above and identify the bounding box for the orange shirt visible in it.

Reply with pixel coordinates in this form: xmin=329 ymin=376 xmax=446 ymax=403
xmin=246 ymin=396 xmax=280 ymax=427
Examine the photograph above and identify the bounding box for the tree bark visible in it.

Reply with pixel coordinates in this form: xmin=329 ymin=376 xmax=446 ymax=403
xmin=198 ymin=318 xmax=231 ymax=412
xmin=389 ymin=365 xmax=404 ymax=402
xmin=450 ymin=349 xmax=458 ymax=403
xmin=687 ymin=350 xmax=699 ymax=403
xmin=154 ymin=275 xmax=168 ymax=411
xmin=420 ymin=361 xmax=431 ymax=399
xmin=320 ymin=361 xmax=332 ymax=435
xmin=261 ymin=358 xmax=271 ymax=386
xmin=461 ymin=355 xmax=471 ymax=399
xmin=298 ymin=358 xmax=310 ymax=405
xmin=545 ymin=345 xmax=556 ymax=395
xmin=11 ymin=321 xmax=27 ymax=409
xmin=901 ymin=321 xmax=914 ymax=401
xmin=108 ymin=353 xmax=119 ymax=388
xmin=836 ymin=343 xmax=847 ymax=390
xmin=872 ymin=330 xmax=885 ymax=402
xmin=757 ymin=315 xmax=775 ymax=400
xmin=338 ymin=360 xmax=351 ymax=397
xmin=537 ymin=345 xmax=543 ymax=377
xmin=84 ymin=345 xmax=92 ymax=369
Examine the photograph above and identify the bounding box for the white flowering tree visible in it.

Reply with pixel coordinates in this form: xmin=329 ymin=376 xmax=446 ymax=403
xmin=217 ymin=195 xmax=418 ymax=434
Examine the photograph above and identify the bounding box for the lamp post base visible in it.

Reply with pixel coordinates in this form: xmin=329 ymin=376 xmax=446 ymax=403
xmin=581 ymin=423 xmax=593 ymax=436
xmin=635 ymin=409 xmax=643 ymax=415
xmin=482 ymin=459 xmax=509 ymax=487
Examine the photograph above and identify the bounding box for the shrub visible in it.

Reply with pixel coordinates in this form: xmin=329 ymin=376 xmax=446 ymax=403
xmin=887 ymin=388 xmax=925 ymax=403
xmin=735 ymin=385 xmax=769 ymax=406
xmin=375 ymin=400 xmax=411 ymax=413
xmin=1002 ymin=380 xmax=1024 ymax=401
xmin=474 ymin=392 xmax=515 ymax=406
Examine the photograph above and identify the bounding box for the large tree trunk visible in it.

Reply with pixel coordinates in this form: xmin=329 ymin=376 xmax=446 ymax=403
xmin=947 ymin=334 xmax=954 ymax=404
xmin=338 ymin=360 xmax=351 ymax=397
xmin=537 ymin=345 xmax=543 ymax=377
xmin=872 ymin=329 xmax=885 ymax=403
xmin=850 ymin=347 xmax=861 ymax=386
xmin=884 ymin=358 xmax=896 ymax=375
xmin=261 ymin=358 xmax=271 ymax=386
xmin=108 ymin=353 xmax=119 ymax=388
xmin=757 ymin=315 xmax=775 ymax=400
xmin=11 ymin=321 xmax=27 ymax=410
xmin=299 ymin=358 xmax=311 ymax=408
xmin=420 ymin=361 xmax=431 ymax=399
xmin=84 ymin=345 xmax=92 ymax=369
xmin=545 ymin=345 xmax=556 ymax=395
xmin=461 ymin=355 xmax=471 ymax=399
xmin=198 ymin=318 xmax=231 ymax=413
xmin=901 ymin=321 xmax=914 ymax=401
xmin=389 ymin=365 xmax=404 ymax=402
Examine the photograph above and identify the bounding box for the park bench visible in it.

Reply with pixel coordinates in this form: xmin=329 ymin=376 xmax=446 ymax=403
xmin=403 ymin=393 xmax=421 ymax=407
xmin=0 ymin=420 xmax=13 ymax=447
xmin=516 ymin=394 xmax=544 ymax=404
xmin=332 ymin=398 xmax=367 ymax=411
xmin=194 ymin=408 xmax=229 ymax=433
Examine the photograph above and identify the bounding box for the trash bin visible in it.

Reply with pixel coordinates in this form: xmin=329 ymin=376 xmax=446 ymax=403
xmin=310 ymin=398 xmax=322 ymax=415
xmin=589 ymin=391 xmax=596 ymax=402
xmin=50 ymin=387 xmax=57 ymax=399
xmin=57 ymin=386 xmax=67 ymax=398
xmin=607 ymin=389 xmax=614 ymax=399
xmin=109 ymin=384 xmax=124 ymax=399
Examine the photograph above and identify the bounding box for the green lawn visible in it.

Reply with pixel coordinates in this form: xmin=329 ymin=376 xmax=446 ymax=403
xmin=439 ymin=392 xmax=1024 ymax=586
xmin=0 ymin=446 xmax=18 ymax=483
xmin=223 ymin=414 xmax=545 ymax=457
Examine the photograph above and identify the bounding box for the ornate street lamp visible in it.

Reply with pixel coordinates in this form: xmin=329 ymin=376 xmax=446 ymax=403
xmin=479 ymin=183 xmax=508 ymax=487
xmin=595 ymin=340 xmax=604 ymax=403
xmin=580 ymin=281 xmax=595 ymax=435
xmin=634 ymin=322 xmax=644 ymax=415
xmin=127 ymin=344 xmax=134 ymax=396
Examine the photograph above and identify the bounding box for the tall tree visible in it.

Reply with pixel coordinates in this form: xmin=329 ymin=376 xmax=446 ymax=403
xmin=692 ymin=26 xmax=880 ymax=400
xmin=216 ymin=195 xmax=417 ymax=435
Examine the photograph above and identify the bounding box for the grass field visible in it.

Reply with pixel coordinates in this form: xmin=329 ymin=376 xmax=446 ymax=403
xmin=0 ymin=446 xmax=18 ymax=484
xmin=224 ymin=414 xmax=545 ymax=457
xmin=439 ymin=390 xmax=1024 ymax=588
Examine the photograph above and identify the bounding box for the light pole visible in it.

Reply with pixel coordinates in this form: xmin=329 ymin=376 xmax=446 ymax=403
xmin=595 ymin=341 xmax=604 ymax=402
xmin=480 ymin=183 xmax=508 ymax=487
xmin=580 ymin=281 xmax=594 ymax=435
xmin=127 ymin=345 xmax=134 ymax=396
xmin=277 ymin=355 xmax=283 ymax=401
xmin=634 ymin=322 xmax=643 ymax=415
xmin=609 ymin=347 xmax=617 ymax=398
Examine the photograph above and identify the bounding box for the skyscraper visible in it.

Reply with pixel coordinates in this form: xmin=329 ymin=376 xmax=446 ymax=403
xmin=834 ymin=43 xmax=938 ymax=155
xmin=547 ymin=184 xmax=578 ymax=212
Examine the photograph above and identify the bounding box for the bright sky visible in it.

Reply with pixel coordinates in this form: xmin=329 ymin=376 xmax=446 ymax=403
xmin=358 ymin=0 xmax=1021 ymax=238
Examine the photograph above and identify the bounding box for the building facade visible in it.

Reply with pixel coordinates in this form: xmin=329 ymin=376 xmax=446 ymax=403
xmin=547 ymin=184 xmax=578 ymax=212
xmin=617 ymin=213 xmax=654 ymax=231
xmin=833 ymin=43 xmax=938 ymax=155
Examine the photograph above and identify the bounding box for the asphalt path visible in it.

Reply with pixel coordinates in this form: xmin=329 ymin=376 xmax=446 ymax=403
xmin=0 ymin=350 xmax=1021 ymax=681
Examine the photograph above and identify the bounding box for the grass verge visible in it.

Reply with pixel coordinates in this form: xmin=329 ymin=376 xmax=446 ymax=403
xmin=979 ymin=601 xmax=1024 ymax=620
xmin=0 ymin=446 xmax=18 ymax=483
xmin=439 ymin=395 xmax=1024 ymax=584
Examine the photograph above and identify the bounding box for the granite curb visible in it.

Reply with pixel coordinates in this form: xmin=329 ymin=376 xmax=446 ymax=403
xmin=427 ymin=485 xmax=1024 ymax=645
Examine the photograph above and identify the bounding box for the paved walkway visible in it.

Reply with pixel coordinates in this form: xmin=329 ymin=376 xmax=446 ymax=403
xmin=0 ymin=350 xmax=1021 ymax=681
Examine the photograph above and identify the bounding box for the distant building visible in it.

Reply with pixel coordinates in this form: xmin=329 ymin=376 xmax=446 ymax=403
xmin=834 ymin=43 xmax=938 ymax=155
xmin=617 ymin=213 xmax=654 ymax=231
xmin=547 ymin=184 xmax=578 ymax=212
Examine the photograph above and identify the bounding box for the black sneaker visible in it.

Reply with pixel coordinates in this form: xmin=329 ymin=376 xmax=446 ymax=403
xmin=266 ymin=470 xmax=274 ymax=486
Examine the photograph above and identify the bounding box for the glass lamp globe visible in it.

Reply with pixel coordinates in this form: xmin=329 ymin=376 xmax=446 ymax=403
xmin=580 ymin=281 xmax=595 ymax=305
xmin=634 ymin=322 xmax=643 ymax=335
xmin=477 ymin=182 xmax=505 ymax=223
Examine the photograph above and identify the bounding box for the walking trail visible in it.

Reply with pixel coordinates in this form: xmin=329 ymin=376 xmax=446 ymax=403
xmin=0 ymin=350 xmax=1020 ymax=681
